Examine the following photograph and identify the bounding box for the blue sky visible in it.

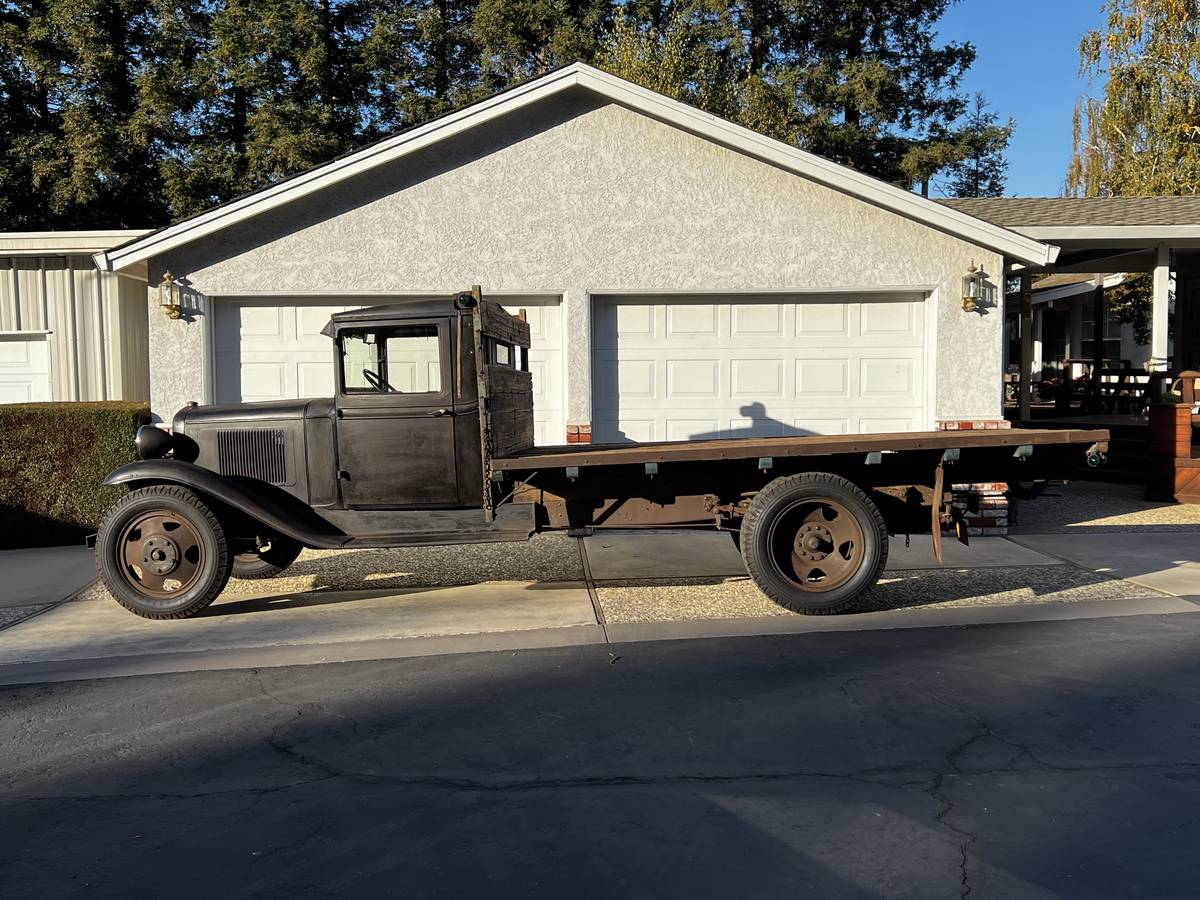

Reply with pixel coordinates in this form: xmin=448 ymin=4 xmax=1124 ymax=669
xmin=935 ymin=0 xmax=1108 ymax=197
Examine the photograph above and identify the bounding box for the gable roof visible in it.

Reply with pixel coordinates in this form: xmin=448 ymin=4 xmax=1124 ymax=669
xmin=942 ymin=196 xmax=1200 ymax=228
xmin=95 ymin=63 xmax=1058 ymax=273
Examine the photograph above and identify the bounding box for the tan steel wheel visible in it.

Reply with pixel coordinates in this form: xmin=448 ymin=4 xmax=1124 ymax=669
xmin=768 ymin=497 xmax=867 ymax=592
xmin=118 ymin=511 xmax=206 ymax=597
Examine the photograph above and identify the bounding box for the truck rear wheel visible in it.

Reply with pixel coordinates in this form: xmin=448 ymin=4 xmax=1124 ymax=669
xmin=96 ymin=485 xmax=233 ymax=619
xmin=232 ymin=534 xmax=302 ymax=580
xmin=740 ymin=473 xmax=887 ymax=615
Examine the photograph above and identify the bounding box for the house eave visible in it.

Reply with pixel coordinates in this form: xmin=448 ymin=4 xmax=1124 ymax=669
xmin=0 ymin=229 xmax=150 ymax=257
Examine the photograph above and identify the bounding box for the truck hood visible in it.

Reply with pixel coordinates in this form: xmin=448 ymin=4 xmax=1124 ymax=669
xmin=173 ymin=398 xmax=328 ymax=430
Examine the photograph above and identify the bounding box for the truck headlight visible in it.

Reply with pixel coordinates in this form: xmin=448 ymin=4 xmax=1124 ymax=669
xmin=135 ymin=424 xmax=174 ymax=460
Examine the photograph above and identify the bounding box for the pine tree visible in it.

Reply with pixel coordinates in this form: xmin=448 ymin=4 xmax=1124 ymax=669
xmin=0 ymin=0 xmax=167 ymax=227
xmin=941 ymin=93 xmax=1012 ymax=197
xmin=599 ymin=0 xmax=978 ymax=187
xmin=788 ymin=0 xmax=976 ymax=185
xmin=154 ymin=0 xmax=372 ymax=216
xmin=362 ymin=0 xmax=480 ymax=135
xmin=473 ymin=0 xmax=611 ymax=87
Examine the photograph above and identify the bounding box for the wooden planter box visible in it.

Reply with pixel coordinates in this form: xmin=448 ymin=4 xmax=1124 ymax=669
xmin=1149 ymin=403 xmax=1195 ymax=459
xmin=1147 ymin=402 xmax=1200 ymax=503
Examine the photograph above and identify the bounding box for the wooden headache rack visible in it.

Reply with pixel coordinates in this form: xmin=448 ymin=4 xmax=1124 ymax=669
xmin=459 ymin=285 xmax=534 ymax=521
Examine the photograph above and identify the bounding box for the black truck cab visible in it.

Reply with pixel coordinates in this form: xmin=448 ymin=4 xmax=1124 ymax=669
xmin=171 ymin=299 xmax=496 ymax=512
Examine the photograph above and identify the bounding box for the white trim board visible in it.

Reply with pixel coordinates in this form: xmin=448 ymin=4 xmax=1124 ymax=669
xmin=95 ymin=64 xmax=1058 ymax=273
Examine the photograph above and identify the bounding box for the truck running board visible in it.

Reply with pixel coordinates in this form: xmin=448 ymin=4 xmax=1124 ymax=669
xmin=324 ymin=504 xmax=536 ymax=549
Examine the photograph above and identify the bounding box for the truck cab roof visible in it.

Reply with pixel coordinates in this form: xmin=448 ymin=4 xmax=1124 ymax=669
xmin=320 ymin=299 xmax=459 ymax=337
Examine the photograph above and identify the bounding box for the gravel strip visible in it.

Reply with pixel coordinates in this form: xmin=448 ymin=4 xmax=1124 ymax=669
xmin=0 ymin=605 xmax=53 ymax=631
xmin=220 ymin=533 xmax=582 ymax=597
xmin=595 ymin=563 xmax=1170 ymax=624
xmin=1012 ymin=481 xmax=1200 ymax=533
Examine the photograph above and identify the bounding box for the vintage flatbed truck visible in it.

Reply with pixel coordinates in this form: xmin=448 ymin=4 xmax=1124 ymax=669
xmin=95 ymin=289 xmax=1110 ymax=619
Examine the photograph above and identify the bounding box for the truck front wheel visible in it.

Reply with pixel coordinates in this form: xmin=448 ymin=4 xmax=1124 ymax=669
xmin=740 ymin=473 xmax=887 ymax=615
xmin=96 ymin=485 xmax=233 ymax=619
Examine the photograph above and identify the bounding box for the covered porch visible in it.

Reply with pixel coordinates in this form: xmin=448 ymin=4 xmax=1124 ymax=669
xmin=942 ymin=197 xmax=1200 ymax=496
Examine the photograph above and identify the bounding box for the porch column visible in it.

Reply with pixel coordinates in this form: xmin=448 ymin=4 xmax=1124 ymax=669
xmin=1090 ymin=275 xmax=1104 ymax=413
xmin=1032 ymin=304 xmax=1044 ymax=375
xmin=1019 ymin=272 xmax=1033 ymax=420
xmin=1151 ymin=242 xmax=1171 ymax=370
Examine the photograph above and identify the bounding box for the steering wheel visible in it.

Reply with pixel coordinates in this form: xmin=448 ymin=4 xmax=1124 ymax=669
xmin=362 ymin=368 xmax=396 ymax=393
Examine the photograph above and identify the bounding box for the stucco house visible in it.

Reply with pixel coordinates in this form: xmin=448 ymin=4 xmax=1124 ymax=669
xmin=80 ymin=63 xmax=1057 ymax=446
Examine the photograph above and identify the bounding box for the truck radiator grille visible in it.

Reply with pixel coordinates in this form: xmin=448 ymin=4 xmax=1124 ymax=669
xmin=217 ymin=429 xmax=289 ymax=484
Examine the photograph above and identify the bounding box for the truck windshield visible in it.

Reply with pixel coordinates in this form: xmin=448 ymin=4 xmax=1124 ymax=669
xmin=341 ymin=325 xmax=443 ymax=394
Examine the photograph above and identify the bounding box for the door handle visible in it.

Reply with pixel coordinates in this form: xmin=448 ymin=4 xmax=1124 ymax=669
xmin=428 ymin=408 xmax=453 ymax=417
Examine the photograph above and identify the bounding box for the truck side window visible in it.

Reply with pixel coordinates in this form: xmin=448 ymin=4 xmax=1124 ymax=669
xmin=341 ymin=325 xmax=443 ymax=394
xmin=385 ymin=326 xmax=442 ymax=393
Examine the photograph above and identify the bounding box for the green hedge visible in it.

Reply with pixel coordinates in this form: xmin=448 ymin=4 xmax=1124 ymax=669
xmin=0 ymin=401 xmax=151 ymax=549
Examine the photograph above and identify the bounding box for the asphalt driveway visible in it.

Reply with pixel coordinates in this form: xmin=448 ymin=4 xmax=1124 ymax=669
xmin=4 ymin=612 xmax=1200 ymax=898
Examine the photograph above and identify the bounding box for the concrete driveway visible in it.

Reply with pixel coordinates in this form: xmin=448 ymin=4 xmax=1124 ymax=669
xmin=1 ymin=519 xmax=1196 ymax=686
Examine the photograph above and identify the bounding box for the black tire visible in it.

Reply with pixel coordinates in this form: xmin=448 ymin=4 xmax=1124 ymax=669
xmin=232 ymin=534 xmax=302 ymax=580
xmin=96 ymin=485 xmax=233 ymax=619
xmin=739 ymin=472 xmax=887 ymax=615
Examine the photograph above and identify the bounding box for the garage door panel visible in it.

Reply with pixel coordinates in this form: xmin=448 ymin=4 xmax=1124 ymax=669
xmin=796 ymin=303 xmax=849 ymax=335
xmin=666 ymin=358 xmax=720 ymax=397
xmin=731 ymin=303 xmax=784 ymax=336
xmin=593 ymin=294 xmax=927 ymax=443
xmin=793 ymin=417 xmax=849 ymax=435
xmin=795 ymin=359 xmax=849 ymax=397
xmin=296 ymin=306 xmax=349 ymax=346
xmin=297 ymin=361 xmax=336 ymax=398
xmin=615 ymin=304 xmax=655 ymax=342
xmin=666 ymin=304 xmax=718 ymax=337
xmin=860 ymin=301 xmax=918 ymax=336
xmin=666 ymin=418 xmax=720 ymax=441
xmin=240 ymin=306 xmax=285 ymax=339
xmin=240 ymin=362 xmax=286 ymax=401
xmin=859 ymin=417 xmax=916 ymax=433
xmin=594 ymin=355 xmax=654 ymax=399
xmin=859 ymin=356 xmax=922 ymax=400
xmin=731 ymin=358 xmax=785 ymax=398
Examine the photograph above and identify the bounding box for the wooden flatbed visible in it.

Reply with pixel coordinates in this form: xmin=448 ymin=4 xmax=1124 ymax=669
xmin=494 ymin=427 xmax=1110 ymax=471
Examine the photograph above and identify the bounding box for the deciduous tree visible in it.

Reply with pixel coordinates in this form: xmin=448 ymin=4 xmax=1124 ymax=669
xmin=1068 ymin=0 xmax=1200 ymax=197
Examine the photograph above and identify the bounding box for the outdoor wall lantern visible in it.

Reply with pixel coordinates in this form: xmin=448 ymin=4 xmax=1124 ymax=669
xmin=158 ymin=271 xmax=183 ymax=320
xmin=961 ymin=262 xmax=992 ymax=313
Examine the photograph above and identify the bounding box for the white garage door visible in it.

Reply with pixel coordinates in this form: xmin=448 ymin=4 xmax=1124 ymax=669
xmin=215 ymin=300 xmax=352 ymax=403
xmin=0 ymin=333 xmax=52 ymax=403
xmin=215 ymin=297 xmax=565 ymax=445
xmin=509 ymin=299 xmax=564 ymax=446
xmin=592 ymin=294 xmax=928 ymax=443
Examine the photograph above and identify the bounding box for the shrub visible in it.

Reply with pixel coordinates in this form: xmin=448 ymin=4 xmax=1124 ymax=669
xmin=0 ymin=401 xmax=150 ymax=549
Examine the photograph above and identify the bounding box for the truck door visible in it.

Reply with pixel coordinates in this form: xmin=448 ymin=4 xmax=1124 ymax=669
xmin=334 ymin=319 xmax=460 ymax=508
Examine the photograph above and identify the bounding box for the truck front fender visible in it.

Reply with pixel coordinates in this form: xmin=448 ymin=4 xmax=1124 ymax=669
xmin=103 ymin=460 xmax=347 ymax=549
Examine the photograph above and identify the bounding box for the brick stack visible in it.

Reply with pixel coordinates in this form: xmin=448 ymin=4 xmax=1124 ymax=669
xmin=937 ymin=419 xmax=1012 ymax=536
